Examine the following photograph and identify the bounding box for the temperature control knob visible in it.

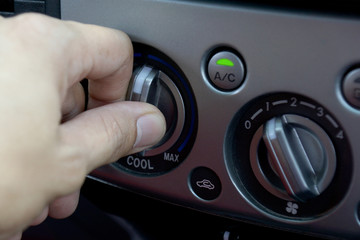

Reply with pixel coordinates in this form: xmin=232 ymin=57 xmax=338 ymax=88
xmin=262 ymin=114 xmax=336 ymax=202
xmin=128 ymin=65 xmax=185 ymax=156
xmin=114 ymin=43 xmax=197 ymax=176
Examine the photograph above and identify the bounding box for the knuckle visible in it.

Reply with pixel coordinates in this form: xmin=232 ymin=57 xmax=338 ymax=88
xmin=11 ymin=13 xmax=53 ymax=38
xmin=119 ymin=32 xmax=134 ymax=67
xmin=8 ymin=13 xmax=76 ymax=54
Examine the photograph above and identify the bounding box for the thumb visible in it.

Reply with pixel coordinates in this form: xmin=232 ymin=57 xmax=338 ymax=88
xmin=60 ymin=101 xmax=166 ymax=172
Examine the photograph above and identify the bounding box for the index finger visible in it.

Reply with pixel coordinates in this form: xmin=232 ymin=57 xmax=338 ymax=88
xmin=62 ymin=19 xmax=133 ymax=108
xmin=1 ymin=13 xmax=133 ymax=107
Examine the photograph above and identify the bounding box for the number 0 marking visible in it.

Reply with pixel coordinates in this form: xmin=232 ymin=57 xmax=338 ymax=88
xmin=245 ymin=120 xmax=251 ymax=129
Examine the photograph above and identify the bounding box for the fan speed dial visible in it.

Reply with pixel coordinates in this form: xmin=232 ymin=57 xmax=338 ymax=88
xmin=251 ymin=114 xmax=336 ymax=202
xmin=225 ymin=93 xmax=352 ymax=219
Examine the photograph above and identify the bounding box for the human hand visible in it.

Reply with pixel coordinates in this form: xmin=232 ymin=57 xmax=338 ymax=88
xmin=0 ymin=13 xmax=166 ymax=239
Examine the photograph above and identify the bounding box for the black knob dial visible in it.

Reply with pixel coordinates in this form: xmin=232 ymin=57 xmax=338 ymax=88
xmin=225 ymin=93 xmax=352 ymax=219
xmin=252 ymin=114 xmax=336 ymax=202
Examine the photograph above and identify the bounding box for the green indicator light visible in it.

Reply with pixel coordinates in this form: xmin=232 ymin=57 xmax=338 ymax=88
xmin=216 ymin=58 xmax=234 ymax=67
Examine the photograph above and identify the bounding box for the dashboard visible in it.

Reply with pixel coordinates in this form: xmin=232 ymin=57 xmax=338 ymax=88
xmin=2 ymin=0 xmax=360 ymax=239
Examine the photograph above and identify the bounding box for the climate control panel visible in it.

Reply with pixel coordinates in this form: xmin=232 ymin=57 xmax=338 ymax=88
xmin=61 ymin=0 xmax=360 ymax=239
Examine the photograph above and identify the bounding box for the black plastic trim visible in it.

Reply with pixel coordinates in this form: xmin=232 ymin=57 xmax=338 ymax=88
xmin=0 ymin=0 xmax=60 ymax=18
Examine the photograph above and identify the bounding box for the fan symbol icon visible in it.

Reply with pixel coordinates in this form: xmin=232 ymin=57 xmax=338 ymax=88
xmin=286 ymin=202 xmax=299 ymax=215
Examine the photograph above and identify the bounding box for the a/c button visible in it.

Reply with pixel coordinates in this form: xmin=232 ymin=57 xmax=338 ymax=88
xmin=207 ymin=50 xmax=245 ymax=91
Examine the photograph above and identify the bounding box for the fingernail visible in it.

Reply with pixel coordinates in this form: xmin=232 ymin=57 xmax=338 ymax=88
xmin=134 ymin=113 xmax=166 ymax=149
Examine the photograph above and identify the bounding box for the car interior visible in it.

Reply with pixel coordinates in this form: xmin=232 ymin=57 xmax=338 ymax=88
xmin=1 ymin=0 xmax=360 ymax=239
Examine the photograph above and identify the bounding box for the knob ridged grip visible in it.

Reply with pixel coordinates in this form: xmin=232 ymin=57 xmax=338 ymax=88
xmin=263 ymin=114 xmax=336 ymax=202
